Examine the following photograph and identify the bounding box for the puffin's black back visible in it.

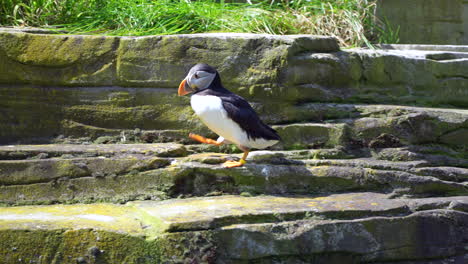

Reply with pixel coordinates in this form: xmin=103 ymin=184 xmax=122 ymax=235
xmin=193 ymin=64 xmax=280 ymax=141
xmin=220 ymin=93 xmax=280 ymax=141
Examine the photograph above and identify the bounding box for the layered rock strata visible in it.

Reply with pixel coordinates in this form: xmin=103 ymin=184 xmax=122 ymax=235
xmin=0 ymin=29 xmax=467 ymax=263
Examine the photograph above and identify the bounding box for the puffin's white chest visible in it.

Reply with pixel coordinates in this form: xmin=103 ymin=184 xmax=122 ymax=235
xmin=191 ymin=95 xmax=226 ymax=119
xmin=190 ymin=95 xmax=233 ymax=139
xmin=190 ymin=95 xmax=278 ymax=149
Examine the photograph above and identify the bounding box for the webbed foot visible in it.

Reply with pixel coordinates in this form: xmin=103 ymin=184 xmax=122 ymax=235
xmin=189 ymin=133 xmax=222 ymax=146
xmin=222 ymin=159 xmax=246 ymax=168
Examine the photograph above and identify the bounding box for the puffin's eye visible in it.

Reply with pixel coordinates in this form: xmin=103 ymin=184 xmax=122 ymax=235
xmin=194 ymin=73 xmax=199 ymax=79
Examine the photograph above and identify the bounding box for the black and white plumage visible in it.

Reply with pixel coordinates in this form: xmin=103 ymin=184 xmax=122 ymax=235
xmin=178 ymin=63 xmax=280 ymax=167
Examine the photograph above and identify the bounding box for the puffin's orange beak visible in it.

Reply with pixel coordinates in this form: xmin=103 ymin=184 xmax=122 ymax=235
xmin=178 ymin=79 xmax=191 ymax=96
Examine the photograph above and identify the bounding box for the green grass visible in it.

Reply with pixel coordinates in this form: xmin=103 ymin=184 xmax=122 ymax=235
xmin=0 ymin=0 xmax=391 ymax=47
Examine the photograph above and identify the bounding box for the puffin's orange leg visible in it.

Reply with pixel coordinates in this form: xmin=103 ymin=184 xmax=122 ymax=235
xmin=223 ymin=151 xmax=249 ymax=168
xmin=189 ymin=133 xmax=222 ymax=146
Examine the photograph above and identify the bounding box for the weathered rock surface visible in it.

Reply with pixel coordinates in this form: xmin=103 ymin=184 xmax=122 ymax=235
xmin=376 ymin=0 xmax=468 ymax=45
xmin=1 ymin=193 xmax=467 ymax=263
xmin=1 ymin=29 xmax=468 ymax=144
xmin=0 ymin=30 xmax=338 ymax=91
xmin=0 ymin=29 xmax=467 ymax=111
xmin=117 ymin=33 xmax=338 ymax=89
xmin=2 ymin=85 xmax=467 ymax=149
xmin=0 ymin=144 xmax=466 ymax=206
xmin=1 ymin=30 xmax=468 ymax=263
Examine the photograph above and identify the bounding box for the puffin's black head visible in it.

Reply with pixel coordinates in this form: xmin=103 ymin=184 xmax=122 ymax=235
xmin=178 ymin=63 xmax=220 ymax=96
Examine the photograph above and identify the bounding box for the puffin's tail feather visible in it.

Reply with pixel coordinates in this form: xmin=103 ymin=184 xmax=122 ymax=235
xmin=260 ymin=122 xmax=281 ymax=141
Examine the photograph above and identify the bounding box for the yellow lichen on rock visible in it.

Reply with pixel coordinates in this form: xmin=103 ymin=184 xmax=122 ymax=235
xmin=0 ymin=203 xmax=145 ymax=235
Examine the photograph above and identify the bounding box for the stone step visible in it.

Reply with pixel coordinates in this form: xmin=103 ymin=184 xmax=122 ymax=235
xmin=270 ymin=104 xmax=468 ymax=149
xmin=1 ymin=29 xmax=467 ymax=109
xmin=1 ymin=193 xmax=467 ymax=263
xmin=1 ymin=144 xmax=466 ymax=205
xmin=374 ymin=44 xmax=468 ymax=53
xmin=0 ymin=143 xmax=187 ymax=159
xmin=3 ymin=89 xmax=467 ymax=150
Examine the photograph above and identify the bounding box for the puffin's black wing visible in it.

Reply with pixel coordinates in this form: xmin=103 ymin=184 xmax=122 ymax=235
xmin=219 ymin=94 xmax=280 ymax=141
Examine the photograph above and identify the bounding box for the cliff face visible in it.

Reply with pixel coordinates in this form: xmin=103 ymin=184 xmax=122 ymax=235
xmin=375 ymin=0 xmax=468 ymax=45
xmin=0 ymin=29 xmax=467 ymax=263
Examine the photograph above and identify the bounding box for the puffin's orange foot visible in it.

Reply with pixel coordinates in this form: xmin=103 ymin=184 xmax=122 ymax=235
xmin=189 ymin=133 xmax=222 ymax=146
xmin=222 ymin=159 xmax=246 ymax=168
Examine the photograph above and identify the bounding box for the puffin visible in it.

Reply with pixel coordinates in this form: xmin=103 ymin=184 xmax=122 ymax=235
xmin=178 ymin=63 xmax=280 ymax=168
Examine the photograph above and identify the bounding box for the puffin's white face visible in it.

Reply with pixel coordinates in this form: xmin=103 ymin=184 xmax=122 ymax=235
xmin=178 ymin=66 xmax=217 ymax=96
xmin=186 ymin=70 xmax=216 ymax=91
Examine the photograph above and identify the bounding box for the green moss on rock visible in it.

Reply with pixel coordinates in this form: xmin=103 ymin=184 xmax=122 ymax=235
xmin=0 ymin=32 xmax=119 ymax=85
xmin=274 ymin=123 xmax=348 ymax=149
